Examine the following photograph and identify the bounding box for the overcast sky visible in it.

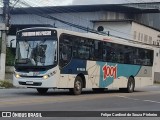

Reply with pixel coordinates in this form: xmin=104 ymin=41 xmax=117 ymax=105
xmin=70 ymin=0 xmax=160 ymax=5
xmin=8 ymin=0 xmax=160 ymax=7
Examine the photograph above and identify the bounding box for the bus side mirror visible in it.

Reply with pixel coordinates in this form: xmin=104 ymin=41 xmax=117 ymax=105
xmin=10 ymin=39 xmax=15 ymax=48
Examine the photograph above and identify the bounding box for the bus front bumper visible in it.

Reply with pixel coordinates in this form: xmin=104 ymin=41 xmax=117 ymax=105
xmin=13 ymin=75 xmax=58 ymax=88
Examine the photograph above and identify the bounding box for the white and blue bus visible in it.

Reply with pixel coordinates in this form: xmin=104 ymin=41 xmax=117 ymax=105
xmin=13 ymin=27 xmax=155 ymax=95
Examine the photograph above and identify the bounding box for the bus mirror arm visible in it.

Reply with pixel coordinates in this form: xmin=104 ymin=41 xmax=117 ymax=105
xmin=10 ymin=42 xmax=12 ymax=48
xmin=10 ymin=39 xmax=15 ymax=48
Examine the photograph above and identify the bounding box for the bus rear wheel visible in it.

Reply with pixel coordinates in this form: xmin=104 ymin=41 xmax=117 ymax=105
xmin=119 ymin=77 xmax=135 ymax=93
xmin=36 ymin=88 xmax=48 ymax=95
xmin=127 ymin=77 xmax=135 ymax=93
xmin=69 ymin=76 xmax=83 ymax=95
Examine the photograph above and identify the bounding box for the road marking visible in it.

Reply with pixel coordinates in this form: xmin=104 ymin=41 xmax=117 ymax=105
xmin=143 ymin=100 xmax=160 ymax=104
xmin=0 ymin=94 xmax=115 ymax=107
xmin=117 ymin=95 xmax=160 ymax=104
xmin=116 ymin=95 xmax=139 ymax=101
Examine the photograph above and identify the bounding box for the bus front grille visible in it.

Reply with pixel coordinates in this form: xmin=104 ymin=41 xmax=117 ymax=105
xmin=19 ymin=82 xmax=42 ymax=86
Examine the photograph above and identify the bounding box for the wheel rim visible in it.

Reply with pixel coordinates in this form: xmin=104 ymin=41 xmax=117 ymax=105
xmin=129 ymin=81 xmax=133 ymax=91
xmin=75 ymin=80 xmax=81 ymax=91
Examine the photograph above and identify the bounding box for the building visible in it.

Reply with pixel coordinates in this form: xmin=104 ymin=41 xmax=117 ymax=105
xmin=0 ymin=2 xmax=158 ymax=32
xmin=93 ymin=20 xmax=160 ymax=45
xmin=1 ymin=2 xmax=158 ymax=46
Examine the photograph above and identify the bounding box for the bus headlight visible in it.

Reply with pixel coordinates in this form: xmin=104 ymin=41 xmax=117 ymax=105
xmin=43 ymin=70 xmax=57 ymax=80
xmin=43 ymin=75 xmax=49 ymax=79
xmin=15 ymin=74 xmax=20 ymax=78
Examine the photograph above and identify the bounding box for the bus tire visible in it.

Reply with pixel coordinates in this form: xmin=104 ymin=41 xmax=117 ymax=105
xmin=70 ymin=76 xmax=83 ymax=95
xmin=37 ymin=88 xmax=48 ymax=95
xmin=127 ymin=77 xmax=135 ymax=93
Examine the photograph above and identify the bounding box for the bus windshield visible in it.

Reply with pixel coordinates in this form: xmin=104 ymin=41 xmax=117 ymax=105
xmin=16 ymin=38 xmax=57 ymax=67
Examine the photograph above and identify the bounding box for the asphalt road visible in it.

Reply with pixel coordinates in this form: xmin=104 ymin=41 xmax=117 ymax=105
xmin=1 ymin=85 xmax=160 ymax=120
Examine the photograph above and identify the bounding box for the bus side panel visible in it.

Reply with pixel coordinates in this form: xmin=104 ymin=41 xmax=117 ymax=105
xmin=135 ymin=66 xmax=153 ymax=88
xmin=58 ymin=74 xmax=78 ymax=88
xmin=58 ymin=59 xmax=88 ymax=88
xmin=58 ymin=74 xmax=70 ymax=88
xmin=86 ymin=60 xmax=101 ymax=88
xmin=96 ymin=62 xmax=141 ymax=88
xmin=58 ymin=59 xmax=153 ymax=89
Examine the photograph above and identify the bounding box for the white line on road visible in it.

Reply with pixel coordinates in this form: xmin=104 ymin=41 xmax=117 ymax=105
xmin=116 ymin=95 xmax=139 ymax=101
xmin=117 ymin=95 xmax=160 ymax=104
xmin=143 ymin=100 xmax=160 ymax=104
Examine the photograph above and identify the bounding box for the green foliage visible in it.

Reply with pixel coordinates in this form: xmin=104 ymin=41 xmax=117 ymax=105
xmin=0 ymin=38 xmax=15 ymax=66
xmin=6 ymin=48 xmax=15 ymax=66
xmin=0 ymin=80 xmax=13 ymax=88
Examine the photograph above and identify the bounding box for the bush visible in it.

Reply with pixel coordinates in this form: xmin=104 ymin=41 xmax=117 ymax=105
xmin=6 ymin=48 xmax=16 ymax=66
xmin=0 ymin=80 xmax=13 ymax=88
xmin=0 ymin=38 xmax=16 ymax=66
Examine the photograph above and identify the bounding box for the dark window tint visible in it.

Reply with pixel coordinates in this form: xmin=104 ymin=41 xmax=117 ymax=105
xmin=59 ymin=34 xmax=153 ymax=66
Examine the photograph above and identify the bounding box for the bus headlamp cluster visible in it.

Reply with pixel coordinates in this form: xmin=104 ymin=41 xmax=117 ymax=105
xmin=15 ymin=74 xmax=20 ymax=78
xmin=14 ymin=72 xmax=20 ymax=78
xmin=43 ymin=75 xmax=49 ymax=79
xmin=43 ymin=71 xmax=57 ymax=80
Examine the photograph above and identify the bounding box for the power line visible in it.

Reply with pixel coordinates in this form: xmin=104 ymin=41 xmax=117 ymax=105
xmin=10 ymin=0 xmax=20 ymax=11
xmin=19 ymin=0 xmax=92 ymax=27
xmin=13 ymin=1 xmax=92 ymax=32
xmin=17 ymin=0 xmax=93 ymax=29
xmin=26 ymin=1 xmax=160 ymax=34
xmin=6 ymin=0 xmax=159 ymax=46
xmin=16 ymin=1 xmax=135 ymax=37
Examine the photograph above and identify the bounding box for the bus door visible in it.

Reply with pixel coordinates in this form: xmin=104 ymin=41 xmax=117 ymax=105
xmin=59 ymin=39 xmax=72 ymax=88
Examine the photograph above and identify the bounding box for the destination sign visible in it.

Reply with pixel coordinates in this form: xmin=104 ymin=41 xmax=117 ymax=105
xmin=22 ymin=31 xmax=52 ymax=37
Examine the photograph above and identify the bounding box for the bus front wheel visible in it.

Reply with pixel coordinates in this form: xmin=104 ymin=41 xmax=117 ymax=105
xmin=69 ymin=76 xmax=83 ymax=95
xmin=36 ymin=88 xmax=48 ymax=95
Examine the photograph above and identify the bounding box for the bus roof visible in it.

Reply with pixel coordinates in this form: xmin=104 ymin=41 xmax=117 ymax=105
xmin=17 ymin=27 xmax=156 ymax=50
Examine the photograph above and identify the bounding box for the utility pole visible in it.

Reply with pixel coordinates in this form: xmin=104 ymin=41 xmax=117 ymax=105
xmin=0 ymin=0 xmax=10 ymax=80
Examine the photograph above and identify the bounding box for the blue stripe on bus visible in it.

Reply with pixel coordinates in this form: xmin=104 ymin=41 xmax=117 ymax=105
xmin=60 ymin=59 xmax=87 ymax=75
xmin=97 ymin=62 xmax=141 ymax=88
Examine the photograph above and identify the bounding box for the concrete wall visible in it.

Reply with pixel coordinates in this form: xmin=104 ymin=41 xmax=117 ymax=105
xmin=131 ymin=22 xmax=160 ymax=44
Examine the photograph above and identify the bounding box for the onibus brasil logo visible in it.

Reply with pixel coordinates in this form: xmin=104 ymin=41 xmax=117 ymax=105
xmin=102 ymin=63 xmax=117 ymax=80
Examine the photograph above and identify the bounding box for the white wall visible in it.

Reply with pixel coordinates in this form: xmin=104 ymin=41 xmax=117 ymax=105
xmin=93 ymin=21 xmax=132 ymax=40
xmin=7 ymin=35 xmax=16 ymax=48
xmin=131 ymin=22 xmax=160 ymax=45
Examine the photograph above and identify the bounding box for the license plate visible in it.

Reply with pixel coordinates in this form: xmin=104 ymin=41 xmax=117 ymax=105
xmin=26 ymin=81 xmax=33 ymax=85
